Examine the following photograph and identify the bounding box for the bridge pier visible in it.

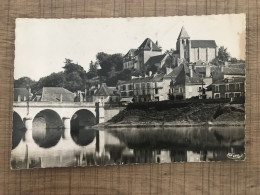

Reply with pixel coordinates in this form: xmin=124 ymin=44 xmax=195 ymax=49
xmin=24 ymin=117 xmax=33 ymax=143
xmin=63 ymin=117 xmax=71 ymax=140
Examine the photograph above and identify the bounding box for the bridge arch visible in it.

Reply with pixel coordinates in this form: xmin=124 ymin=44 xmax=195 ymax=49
xmin=70 ymin=109 xmax=97 ymax=145
xmin=70 ymin=109 xmax=96 ymax=130
xmin=32 ymin=109 xmax=63 ymax=148
xmin=12 ymin=111 xmax=26 ymax=149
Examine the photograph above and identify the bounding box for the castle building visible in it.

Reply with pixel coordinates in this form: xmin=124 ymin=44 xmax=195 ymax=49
xmin=123 ymin=38 xmax=162 ymax=71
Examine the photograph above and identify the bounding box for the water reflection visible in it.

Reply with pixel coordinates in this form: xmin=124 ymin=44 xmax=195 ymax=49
xmin=11 ymin=126 xmax=245 ymax=169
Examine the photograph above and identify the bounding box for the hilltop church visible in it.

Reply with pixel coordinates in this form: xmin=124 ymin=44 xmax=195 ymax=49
xmin=123 ymin=27 xmax=218 ymax=71
xmin=174 ymin=26 xmax=218 ymax=65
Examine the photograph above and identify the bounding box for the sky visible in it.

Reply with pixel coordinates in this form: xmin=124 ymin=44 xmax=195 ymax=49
xmin=14 ymin=14 xmax=246 ymax=80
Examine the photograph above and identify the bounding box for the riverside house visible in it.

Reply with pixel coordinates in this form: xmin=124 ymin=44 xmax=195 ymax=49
xmin=167 ymin=63 xmax=205 ymax=100
xmin=118 ymin=73 xmax=166 ymax=102
xmin=212 ymin=77 xmax=245 ymax=99
xmin=94 ymin=83 xmax=120 ymax=104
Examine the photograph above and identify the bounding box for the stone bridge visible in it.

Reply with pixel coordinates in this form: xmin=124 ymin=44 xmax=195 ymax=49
xmin=13 ymin=101 xmax=105 ymax=143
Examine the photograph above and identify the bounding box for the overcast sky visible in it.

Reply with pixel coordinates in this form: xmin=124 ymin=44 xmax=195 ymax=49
xmin=14 ymin=14 xmax=245 ymax=80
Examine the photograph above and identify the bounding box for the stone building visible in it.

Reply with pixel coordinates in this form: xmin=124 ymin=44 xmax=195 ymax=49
xmin=212 ymin=77 xmax=245 ymax=99
xmin=175 ymin=26 xmax=218 ymax=65
xmin=167 ymin=63 xmax=205 ymax=100
xmin=123 ymin=38 xmax=162 ymax=71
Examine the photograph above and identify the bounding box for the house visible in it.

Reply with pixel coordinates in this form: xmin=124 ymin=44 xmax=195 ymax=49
xmin=94 ymin=83 xmax=120 ymax=104
xmin=212 ymin=64 xmax=245 ymax=82
xmin=123 ymin=38 xmax=162 ymax=71
xmin=174 ymin=26 xmax=218 ymax=65
xmin=212 ymin=77 xmax=245 ymax=99
xmin=168 ymin=63 xmax=205 ymax=100
xmin=144 ymin=54 xmax=168 ymax=72
xmin=117 ymin=73 xmax=166 ymax=103
xmin=14 ymin=88 xmax=33 ymax=102
xmin=123 ymin=49 xmax=137 ymax=69
xmin=32 ymin=87 xmax=76 ymax=102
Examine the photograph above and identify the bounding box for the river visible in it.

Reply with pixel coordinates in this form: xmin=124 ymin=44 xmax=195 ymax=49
xmin=11 ymin=126 xmax=245 ymax=169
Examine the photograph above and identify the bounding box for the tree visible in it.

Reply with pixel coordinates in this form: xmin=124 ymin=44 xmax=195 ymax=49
xmin=164 ymin=49 xmax=177 ymax=68
xmin=62 ymin=59 xmax=87 ymax=92
xmin=96 ymin=52 xmax=123 ymax=76
xmin=87 ymin=61 xmax=98 ymax=79
xmin=230 ymin=57 xmax=238 ymax=64
xmin=34 ymin=72 xmax=65 ymax=92
xmin=218 ymin=46 xmax=230 ymax=63
xmin=14 ymin=77 xmax=36 ymax=88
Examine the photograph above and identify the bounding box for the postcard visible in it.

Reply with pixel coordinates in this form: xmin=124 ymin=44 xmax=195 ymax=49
xmin=12 ymin=14 xmax=245 ymax=169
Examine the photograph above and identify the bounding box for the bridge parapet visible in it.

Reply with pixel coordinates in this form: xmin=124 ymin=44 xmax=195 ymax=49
xmin=13 ymin=101 xmax=101 ymax=108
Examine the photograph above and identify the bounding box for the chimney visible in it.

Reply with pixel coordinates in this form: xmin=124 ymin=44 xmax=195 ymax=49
xmin=28 ymin=87 xmax=31 ymax=94
xmin=221 ymin=65 xmax=224 ymax=72
xmin=17 ymin=95 xmax=21 ymax=102
xmin=156 ymin=40 xmax=158 ymax=46
xmin=206 ymin=65 xmax=211 ymax=77
xmin=60 ymin=93 xmax=63 ymax=102
xmin=150 ymin=40 xmax=153 ymax=50
xmin=189 ymin=65 xmax=193 ymax=78
xmin=149 ymin=71 xmax=152 ymax=77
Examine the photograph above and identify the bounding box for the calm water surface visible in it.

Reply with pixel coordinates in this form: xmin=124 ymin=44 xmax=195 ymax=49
xmin=11 ymin=126 xmax=245 ymax=169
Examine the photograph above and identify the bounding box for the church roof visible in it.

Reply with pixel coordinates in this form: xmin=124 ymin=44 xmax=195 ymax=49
xmin=137 ymin=38 xmax=162 ymax=52
xmin=177 ymin=26 xmax=190 ymax=39
xmin=191 ymin=40 xmax=217 ymax=48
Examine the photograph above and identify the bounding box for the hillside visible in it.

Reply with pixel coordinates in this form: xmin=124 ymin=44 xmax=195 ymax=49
xmin=108 ymin=101 xmax=245 ymax=125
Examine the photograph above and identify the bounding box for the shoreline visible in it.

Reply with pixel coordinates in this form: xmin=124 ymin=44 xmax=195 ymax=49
xmin=95 ymin=121 xmax=245 ymax=129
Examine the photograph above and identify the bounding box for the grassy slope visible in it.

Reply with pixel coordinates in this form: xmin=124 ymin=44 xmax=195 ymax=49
xmin=109 ymin=102 xmax=245 ymax=124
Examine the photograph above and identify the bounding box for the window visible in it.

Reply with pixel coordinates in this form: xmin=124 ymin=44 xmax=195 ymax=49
xmin=234 ymin=92 xmax=241 ymax=97
xmin=198 ymin=87 xmax=202 ymax=92
xmin=226 ymin=84 xmax=229 ymax=91
xmin=215 ymin=85 xmax=219 ymax=92
xmin=214 ymin=93 xmax=220 ymax=99
xmin=235 ymin=83 xmax=240 ymax=90
xmin=179 ymin=87 xmax=183 ymax=93
xmin=143 ymin=90 xmax=146 ymax=95
xmin=225 ymin=93 xmax=230 ymax=98
xmin=155 ymin=89 xmax=158 ymax=94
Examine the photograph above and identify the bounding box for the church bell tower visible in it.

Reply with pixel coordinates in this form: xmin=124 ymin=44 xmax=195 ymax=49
xmin=176 ymin=26 xmax=191 ymax=62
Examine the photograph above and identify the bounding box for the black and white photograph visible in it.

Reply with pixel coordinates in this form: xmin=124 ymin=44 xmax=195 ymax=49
xmin=12 ymin=14 xmax=246 ymax=169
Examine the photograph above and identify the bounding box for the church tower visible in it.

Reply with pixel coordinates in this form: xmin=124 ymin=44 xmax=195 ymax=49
xmin=176 ymin=26 xmax=191 ymax=62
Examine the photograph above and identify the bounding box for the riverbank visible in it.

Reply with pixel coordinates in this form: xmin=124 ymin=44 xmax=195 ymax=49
xmin=98 ymin=101 xmax=245 ymax=128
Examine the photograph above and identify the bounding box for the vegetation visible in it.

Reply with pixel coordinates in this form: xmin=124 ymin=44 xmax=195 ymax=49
xmin=14 ymin=52 xmax=131 ymax=92
xmin=109 ymin=101 xmax=245 ymax=124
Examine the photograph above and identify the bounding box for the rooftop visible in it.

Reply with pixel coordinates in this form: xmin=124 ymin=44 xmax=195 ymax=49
xmin=34 ymin=87 xmax=75 ymax=102
xmin=191 ymin=40 xmax=217 ymax=48
xmin=14 ymin=88 xmax=32 ymax=101
xmin=145 ymin=54 xmax=166 ymax=66
xmin=177 ymin=26 xmax=190 ymax=39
